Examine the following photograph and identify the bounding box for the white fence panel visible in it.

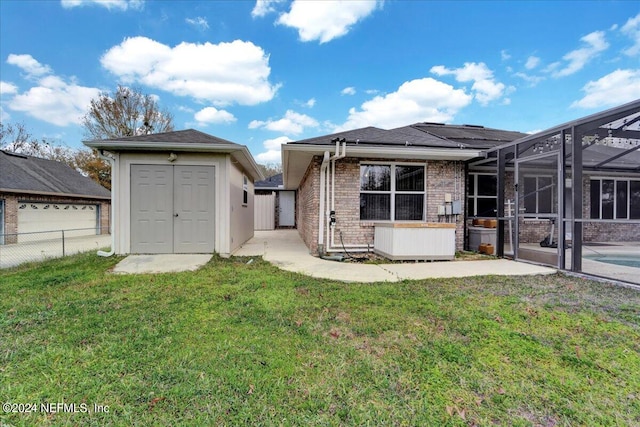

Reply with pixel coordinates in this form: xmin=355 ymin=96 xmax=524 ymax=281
xmin=254 ymin=193 xmax=275 ymax=230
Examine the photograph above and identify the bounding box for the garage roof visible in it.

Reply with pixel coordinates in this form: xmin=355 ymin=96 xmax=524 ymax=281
xmin=0 ymin=150 xmax=110 ymax=199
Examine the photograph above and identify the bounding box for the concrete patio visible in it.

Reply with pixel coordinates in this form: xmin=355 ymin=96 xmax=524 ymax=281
xmin=234 ymin=230 xmax=557 ymax=283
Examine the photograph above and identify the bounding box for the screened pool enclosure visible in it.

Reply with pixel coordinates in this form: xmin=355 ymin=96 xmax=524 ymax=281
xmin=468 ymin=99 xmax=640 ymax=285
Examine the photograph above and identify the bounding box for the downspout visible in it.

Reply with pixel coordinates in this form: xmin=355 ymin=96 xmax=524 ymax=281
xmin=326 ymin=141 xmax=370 ymax=253
xmin=318 ymin=151 xmax=331 ymax=255
xmin=96 ymin=149 xmax=116 ymax=257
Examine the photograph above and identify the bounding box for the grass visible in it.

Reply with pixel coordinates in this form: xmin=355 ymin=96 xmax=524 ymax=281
xmin=1 ymin=253 xmax=639 ymax=426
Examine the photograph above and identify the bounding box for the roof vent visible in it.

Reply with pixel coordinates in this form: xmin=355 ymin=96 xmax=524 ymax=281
xmin=462 ymin=124 xmax=485 ymax=128
xmin=420 ymin=122 xmax=444 ymax=126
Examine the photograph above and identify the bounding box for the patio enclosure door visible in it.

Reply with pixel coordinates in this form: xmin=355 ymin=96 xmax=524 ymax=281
xmin=515 ymin=151 xmax=563 ymax=267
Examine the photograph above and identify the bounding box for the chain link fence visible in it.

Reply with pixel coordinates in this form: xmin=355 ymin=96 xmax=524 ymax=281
xmin=0 ymin=228 xmax=111 ymax=268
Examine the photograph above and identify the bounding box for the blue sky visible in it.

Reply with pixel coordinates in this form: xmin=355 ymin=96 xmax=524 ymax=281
xmin=1 ymin=0 xmax=639 ymax=164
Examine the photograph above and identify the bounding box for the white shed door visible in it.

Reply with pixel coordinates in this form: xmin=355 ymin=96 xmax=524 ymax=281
xmin=278 ymin=191 xmax=295 ymax=227
xmin=130 ymin=165 xmax=215 ymax=254
xmin=17 ymin=202 xmax=98 ymax=242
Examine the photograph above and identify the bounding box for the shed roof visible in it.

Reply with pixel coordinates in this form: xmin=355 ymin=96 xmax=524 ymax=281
xmin=88 ymin=129 xmax=238 ymax=146
xmin=0 ymin=150 xmax=110 ymax=199
xmin=84 ymin=128 xmax=264 ymax=181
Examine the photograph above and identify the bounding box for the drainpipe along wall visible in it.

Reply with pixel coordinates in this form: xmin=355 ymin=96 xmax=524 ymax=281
xmin=326 ymin=141 xmax=370 ymax=253
xmin=96 ymin=149 xmax=116 ymax=257
xmin=318 ymin=151 xmax=330 ymax=255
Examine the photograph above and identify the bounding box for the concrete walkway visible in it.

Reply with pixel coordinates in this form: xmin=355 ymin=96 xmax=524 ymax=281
xmin=234 ymin=230 xmax=556 ymax=283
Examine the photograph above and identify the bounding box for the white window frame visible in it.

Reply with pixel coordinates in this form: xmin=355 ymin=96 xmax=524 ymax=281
xmin=467 ymin=172 xmax=497 ymax=217
xmin=590 ymin=177 xmax=640 ymax=220
xmin=359 ymin=161 xmax=426 ymax=222
xmin=523 ymin=175 xmax=554 ymax=215
xmin=242 ymin=175 xmax=248 ymax=207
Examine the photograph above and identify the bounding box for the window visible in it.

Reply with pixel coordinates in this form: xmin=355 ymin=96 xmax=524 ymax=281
xmin=360 ymin=164 xmax=425 ymax=221
xmin=242 ymin=175 xmax=248 ymax=206
xmin=590 ymin=178 xmax=640 ymax=219
xmin=523 ymin=176 xmax=553 ymax=214
xmin=467 ymin=173 xmax=497 ymax=217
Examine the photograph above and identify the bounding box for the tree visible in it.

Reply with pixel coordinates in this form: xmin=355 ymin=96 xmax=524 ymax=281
xmin=257 ymin=162 xmax=282 ymax=179
xmin=82 ymin=85 xmax=174 ymax=140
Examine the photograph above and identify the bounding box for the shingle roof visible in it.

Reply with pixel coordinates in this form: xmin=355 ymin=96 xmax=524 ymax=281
xmin=410 ymin=123 xmax=528 ymax=149
xmin=287 ymin=123 xmax=527 ymax=149
xmin=255 ymin=173 xmax=283 ymax=188
xmin=0 ymin=150 xmax=110 ymax=199
xmin=86 ymin=128 xmax=239 ymax=146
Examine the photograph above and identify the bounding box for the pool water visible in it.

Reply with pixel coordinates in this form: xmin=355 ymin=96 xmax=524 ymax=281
xmin=586 ymin=254 xmax=640 ymax=268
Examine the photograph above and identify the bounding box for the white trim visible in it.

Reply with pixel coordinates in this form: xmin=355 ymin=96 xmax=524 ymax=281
xmin=359 ymin=162 xmax=426 ymax=221
xmin=590 ymin=177 xmax=640 ymax=220
xmin=467 ymin=172 xmax=498 ymax=217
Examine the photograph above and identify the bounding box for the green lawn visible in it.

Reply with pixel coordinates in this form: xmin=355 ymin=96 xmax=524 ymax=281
xmin=1 ymin=253 xmax=639 ymax=426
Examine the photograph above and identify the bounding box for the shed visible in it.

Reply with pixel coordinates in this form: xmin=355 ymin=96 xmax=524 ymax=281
xmin=84 ymin=129 xmax=264 ymax=256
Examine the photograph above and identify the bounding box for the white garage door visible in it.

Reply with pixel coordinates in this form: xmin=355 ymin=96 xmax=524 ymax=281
xmin=18 ymin=202 xmax=98 ymax=242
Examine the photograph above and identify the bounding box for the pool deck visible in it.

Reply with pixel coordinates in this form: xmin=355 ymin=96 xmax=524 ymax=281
xmin=518 ymin=242 xmax=640 ymax=285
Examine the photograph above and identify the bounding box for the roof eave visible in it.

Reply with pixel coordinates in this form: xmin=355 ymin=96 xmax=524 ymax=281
xmin=0 ymin=188 xmax=111 ymax=200
xmin=83 ymin=141 xmax=265 ymax=181
xmin=282 ymin=143 xmax=484 ymax=189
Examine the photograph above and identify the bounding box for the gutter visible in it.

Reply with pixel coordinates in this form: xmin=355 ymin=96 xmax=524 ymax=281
xmin=96 ymin=150 xmax=116 ymax=257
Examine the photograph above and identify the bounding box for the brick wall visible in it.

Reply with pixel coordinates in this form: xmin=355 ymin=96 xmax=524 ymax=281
xmin=296 ymin=157 xmax=321 ymax=253
xmin=296 ymin=157 xmax=466 ymax=255
xmin=1 ymin=192 xmax=110 ymax=244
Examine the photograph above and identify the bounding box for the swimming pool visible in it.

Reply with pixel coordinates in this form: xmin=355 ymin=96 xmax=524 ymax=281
xmin=585 ymin=254 xmax=640 ymax=268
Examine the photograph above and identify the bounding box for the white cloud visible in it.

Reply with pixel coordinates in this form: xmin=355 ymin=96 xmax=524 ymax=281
xmin=6 ymin=54 xmax=52 ymax=78
xmin=8 ymin=75 xmax=100 ymax=126
xmin=185 ymin=16 xmax=209 ymax=31
xmin=621 ymin=13 xmax=640 ymax=56
xmin=101 ymin=37 xmax=279 ymax=106
xmin=61 ymin=0 xmax=144 ymax=10
xmin=0 ymin=106 xmax=10 ymax=122
xmin=501 ymin=50 xmax=511 ymax=61
xmin=194 ymin=107 xmax=236 ymax=125
xmin=525 ymin=55 xmax=540 ymax=70
xmin=277 ymin=0 xmax=382 ymax=43
xmin=549 ymin=31 xmax=609 ymax=78
xmin=304 ymin=98 xmax=316 ymax=108
xmin=249 ymin=110 xmax=319 ymax=134
xmin=430 ymin=62 xmax=506 ymax=105
xmin=255 ymin=135 xmax=291 ymax=164
xmin=0 ymin=81 xmax=19 ymax=95
xmin=341 ymin=86 xmax=356 ymax=95
xmin=252 ymin=0 xmax=284 ymax=18
xmin=336 ymin=77 xmax=472 ymax=131
xmin=514 ymin=72 xmax=544 ymax=86
xmin=571 ymin=69 xmax=640 ymax=109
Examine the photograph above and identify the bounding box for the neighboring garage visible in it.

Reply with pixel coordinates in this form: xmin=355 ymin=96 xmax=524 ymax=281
xmin=0 ymin=150 xmax=111 ymax=245
xmin=84 ymin=129 xmax=264 ymax=256
xmin=17 ymin=202 xmax=100 ymax=241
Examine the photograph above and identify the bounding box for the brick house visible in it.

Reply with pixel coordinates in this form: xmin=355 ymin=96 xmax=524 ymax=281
xmin=282 ymin=112 xmax=640 ymax=261
xmin=0 ymin=150 xmax=111 ymax=244
xmin=282 ymin=123 xmax=527 ymax=256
